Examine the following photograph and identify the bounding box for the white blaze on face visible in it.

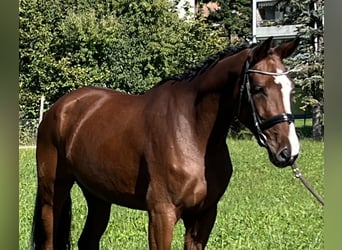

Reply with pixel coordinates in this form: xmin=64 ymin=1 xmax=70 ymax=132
xmin=273 ymin=69 xmax=300 ymax=157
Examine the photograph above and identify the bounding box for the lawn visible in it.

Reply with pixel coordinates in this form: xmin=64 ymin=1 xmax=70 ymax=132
xmin=19 ymin=139 xmax=323 ymax=249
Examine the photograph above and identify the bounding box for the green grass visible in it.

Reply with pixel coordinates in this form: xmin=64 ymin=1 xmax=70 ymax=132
xmin=294 ymin=118 xmax=316 ymax=138
xmin=294 ymin=118 xmax=313 ymax=128
xmin=19 ymin=139 xmax=323 ymax=249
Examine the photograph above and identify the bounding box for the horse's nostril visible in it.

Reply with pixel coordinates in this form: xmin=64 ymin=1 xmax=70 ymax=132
xmin=277 ymin=147 xmax=290 ymax=163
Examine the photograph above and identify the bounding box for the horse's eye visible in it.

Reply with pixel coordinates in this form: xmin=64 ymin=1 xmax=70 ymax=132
xmin=251 ymin=86 xmax=267 ymax=96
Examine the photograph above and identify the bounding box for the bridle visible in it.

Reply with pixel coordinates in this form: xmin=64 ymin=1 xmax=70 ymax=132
xmin=237 ymin=61 xmax=295 ymax=147
xmin=237 ymin=62 xmax=325 ymax=206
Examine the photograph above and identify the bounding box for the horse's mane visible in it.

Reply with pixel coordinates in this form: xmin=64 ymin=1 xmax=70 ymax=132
xmin=158 ymin=43 xmax=256 ymax=85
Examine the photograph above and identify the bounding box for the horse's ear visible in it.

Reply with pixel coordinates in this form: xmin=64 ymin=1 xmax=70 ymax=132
xmin=249 ymin=36 xmax=273 ymax=65
xmin=274 ymin=37 xmax=300 ymax=59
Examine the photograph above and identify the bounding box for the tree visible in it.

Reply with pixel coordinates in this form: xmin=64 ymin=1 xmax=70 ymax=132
xmin=19 ymin=0 xmax=227 ymax=120
xmin=279 ymin=0 xmax=324 ymax=139
xmin=200 ymin=0 xmax=252 ymax=43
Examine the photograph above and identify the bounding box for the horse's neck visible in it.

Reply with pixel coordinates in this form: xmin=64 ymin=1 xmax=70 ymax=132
xmin=197 ymin=49 xmax=248 ymax=94
xmin=192 ymin=50 xmax=249 ymax=145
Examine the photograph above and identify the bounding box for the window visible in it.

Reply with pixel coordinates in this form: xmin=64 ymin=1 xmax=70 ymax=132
xmin=259 ymin=6 xmax=275 ymax=21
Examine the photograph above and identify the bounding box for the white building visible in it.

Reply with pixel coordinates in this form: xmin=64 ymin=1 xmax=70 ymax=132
xmin=252 ymin=0 xmax=301 ymax=42
xmin=175 ymin=0 xmax=303 ymax=43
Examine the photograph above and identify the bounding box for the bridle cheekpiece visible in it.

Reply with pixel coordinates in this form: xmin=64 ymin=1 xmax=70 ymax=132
xmin=237 ymin=61 xmax=295 ymax=148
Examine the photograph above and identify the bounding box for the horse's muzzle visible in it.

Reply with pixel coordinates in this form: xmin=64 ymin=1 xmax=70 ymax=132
xmin=270 ymin=147 xmax=298 ymax=168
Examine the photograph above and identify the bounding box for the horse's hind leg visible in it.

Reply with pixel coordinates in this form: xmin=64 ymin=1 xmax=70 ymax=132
xmin=182 ymin=205 xmax=218 ymax=250
xmin=78 ymin=187 xmax=111 ymax=250
xmin=54 ymin=189 xmax=73 ymax=249
xmin=32 ymin=142 xmax=74 ymax=250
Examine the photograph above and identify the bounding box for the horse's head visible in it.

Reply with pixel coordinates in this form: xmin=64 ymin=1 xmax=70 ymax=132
xmin=238 ymin=37 xmax=300 ymax=168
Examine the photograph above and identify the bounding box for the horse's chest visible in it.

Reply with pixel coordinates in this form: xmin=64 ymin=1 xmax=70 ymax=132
xmin=177 ymin=162 xmax=232 ymax=210
xmin=152 ymin=162 xmax=217 ymax=209
xmin=176 ymin=173 xmax=208 ymax=208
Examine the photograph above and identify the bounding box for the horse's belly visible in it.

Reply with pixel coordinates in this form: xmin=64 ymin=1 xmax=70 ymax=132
xmin=68 ymin=149 xmax=149 ymax=210
xmin=75 ymin=169 xmax=149 ymax=210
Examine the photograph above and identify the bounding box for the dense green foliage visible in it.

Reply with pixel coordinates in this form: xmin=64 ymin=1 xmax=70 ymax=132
xmin=19 ymin=0 xmax=324 ymax=138
xmin=203 ymin=0 xmax=252 ymax=42
xmin=19 ymin=0 xmax=227 ymax=119
xmin=19 ymin=139 xmax=323 ymax=249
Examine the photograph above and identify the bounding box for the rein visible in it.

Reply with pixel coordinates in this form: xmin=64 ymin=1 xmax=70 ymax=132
xmin=291 ymin=163 xmax=324 ymax=206
xmin=238 ymin=61 xmax=294 ymax=147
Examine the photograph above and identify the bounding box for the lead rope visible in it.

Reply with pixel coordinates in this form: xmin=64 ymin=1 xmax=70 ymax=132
xmin=291 ymin=162 xmax=324 ymax=206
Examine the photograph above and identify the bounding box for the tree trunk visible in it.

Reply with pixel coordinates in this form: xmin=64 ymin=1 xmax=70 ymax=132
xmin=312 ymin=103 xmax=323 ymax=140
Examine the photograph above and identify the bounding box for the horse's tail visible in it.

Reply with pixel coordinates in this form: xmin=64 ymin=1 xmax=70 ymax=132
xmin=30 ymin=189 xmax=73 ymax=249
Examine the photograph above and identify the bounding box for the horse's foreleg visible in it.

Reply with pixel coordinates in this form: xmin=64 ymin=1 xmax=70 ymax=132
xmin=182 ymin=205 xmax=218 ymax=250
xmin=147 ymin=203 xmax=179 ymax=250
xmin=78 ymin=187 xmax=111 ymax=250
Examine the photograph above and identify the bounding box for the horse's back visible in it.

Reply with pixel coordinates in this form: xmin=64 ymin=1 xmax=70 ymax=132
xmin=37 ymin=86 xmax=150 ymax=207
xmin=39 ymin=86 xmax=143 ymax=142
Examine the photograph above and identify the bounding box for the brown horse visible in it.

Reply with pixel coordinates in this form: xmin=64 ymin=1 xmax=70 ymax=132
xmin=31 ymin=37 xmax=300 ymax=249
